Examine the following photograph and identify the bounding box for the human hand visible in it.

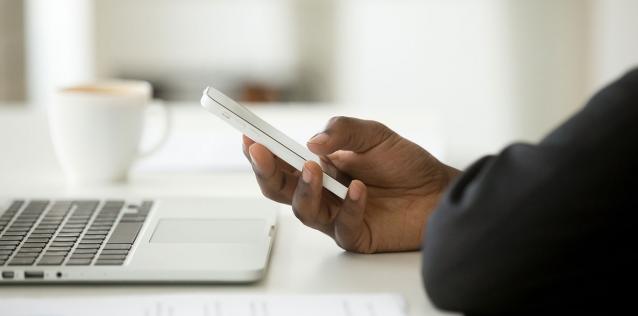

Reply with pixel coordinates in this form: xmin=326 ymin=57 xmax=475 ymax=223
xmin=242 ymin=116 xmax=459 ymax=253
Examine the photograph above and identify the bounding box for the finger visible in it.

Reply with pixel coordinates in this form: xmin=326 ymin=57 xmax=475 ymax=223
xmin=242 ymin=135 xmax=256 ymax=161
xmin=334 ymin=180 xmax=372 ymax=253
xmin=291 ymin=161 xmax=333 ymax=233
xmin=307 ymin=116 xmax=395 ymax=155
xmin=243 ymin=135 xmax=297 ymax=174
xmin=319 ymin=155 xmax=352 ymax=185
xmin=248 ymin=143 xmax=298 ymax=204
xmin=324 ymin=150 xmax=375 ymax=178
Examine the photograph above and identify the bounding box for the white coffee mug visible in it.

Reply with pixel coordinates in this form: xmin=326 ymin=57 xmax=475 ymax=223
xmin=48 ymin=80 xmax=169 ymax=185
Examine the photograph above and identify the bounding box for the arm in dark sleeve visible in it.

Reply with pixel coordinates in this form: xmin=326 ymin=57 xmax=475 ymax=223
xmin=422 ymin=68 xmax=638 ymax=314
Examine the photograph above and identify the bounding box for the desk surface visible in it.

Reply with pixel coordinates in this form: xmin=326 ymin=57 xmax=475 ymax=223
xmin=0 ymin=106 xmax=453 ymax=316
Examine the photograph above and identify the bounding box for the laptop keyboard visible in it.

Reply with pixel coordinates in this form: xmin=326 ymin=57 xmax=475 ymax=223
xmin=0 ymin=200 xmax=152 ymax=266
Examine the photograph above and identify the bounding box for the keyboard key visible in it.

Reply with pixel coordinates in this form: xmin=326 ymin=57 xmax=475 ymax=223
xmin=44 ymin=251 xmax=69 ymax=256
xmin=107 ymin=222 xmax=143 ymax=244
xmin=6 ymin=228 xmax=30 ymax=232
xmin=70 ymin=253 xmax=94 ymax=259
xmin=0 ymin=250 xmax=13 ymax=255
xmin=29 ymin=233 xmax=53 ymax=238
xmin=0 ymin=236 xmax=23 ymax=241
xmin=38 ymin=256 xmax=66 ymax=265
xmin=0 ymin=245 xmax=17 ymax=250
xmin=76 ymin=244 xmax=100 ymax=249
xmin=47 ymin=246 xmax=72 ymax=251
xmin=8 ymin=257 xmax=35 ymax=265
xmin=75 ymin=200 xmax=99 ymax=208
xmin=57 ymin=232 xmax=80 ymax=237
xmin=10 ymin=222 xmax=34 ymax=227
xmin=65 ymin=220 xmax=89 ymax=225
xmin=39 ymin=219 xmax=63 ymax=223
xmin=82 ymin=235 xmax=106 ymax=240
xmin=103 ymin=244 xmax=131 ymax=250
xmin=79 ymin=240 xmax=102 ymax=244
xmin=5 ymin=200 xmax=24 ymax=212
xmin=25 ymin=238 xmax=49 ymax=243
xmin=17 ymin=248 xmax=42 ymax=253
xmin=86 ymin=230 xmax=110 ymax=235
xmin=86 ymin=223 xmax=111 ymax=228
xmin=63 ymin=224 xmax=86 ymax=228
xmin=50 ymin=242 xmax=75 ymax=247
xmin=99 ymin=249 xmax=128 ymax=255
xmin=67 ymin=258 xmax=92 ymax=265
xmin=14 ymin=252 xmax=39 ymax=258
xmin=60 ymin=229 xmax=83 ymax=233
xmin=120 ymin=214 xmax=147 ymax=221
xmin=103 ymin=200 xmax=125 ymax=209
xmin=0 ymin=240 xmax=20 ymax=246
xmin=2 ymin=231 xmax=27 ymax=236
xmin=90 ymin=221 xmax=114 ymax=225
xmin=95 ymin=259 xmax=123 ymax=265
xmin=22 ymin=243 xmax=46 ymax=248
xmin=53 ymin=237 xmax=78 ymax=242
xmin=97 ymin=254 xmax=126 ymax=260
xmin=35 ymin=223 xmax=59 ymax=227
xmin=73 ymin=248 xmax=98 ymax=254
xmin=36 ymin=222 xmax=60 ymax=227
xmin=31 ymin=229 xmax=56 ymax=234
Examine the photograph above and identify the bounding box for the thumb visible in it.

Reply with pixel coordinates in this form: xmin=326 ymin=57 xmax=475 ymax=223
xmin=307 ymin=116 xmax=394 ymax=156
xmin=333 ymin=180 xmax=373 ymax=253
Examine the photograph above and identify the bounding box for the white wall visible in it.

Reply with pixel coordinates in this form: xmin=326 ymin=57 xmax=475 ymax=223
xmin=333 ymin=0 xmax=516 ymax=166
xmin=589 ymin=0 xmax=638 ymax=90
xmin=95 ymin=0 xmax=296 ymax=99
xmin=504 ymin=0 xmax=591 ymax=143
xmin=25 ymin=0 xmax=96 ymax=107
xmin=332 ymin=0 xmax=603 ymax=167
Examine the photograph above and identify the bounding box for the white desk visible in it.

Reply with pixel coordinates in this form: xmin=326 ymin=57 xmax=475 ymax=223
xmin=0 ymin=105 xmax=454 ymax=316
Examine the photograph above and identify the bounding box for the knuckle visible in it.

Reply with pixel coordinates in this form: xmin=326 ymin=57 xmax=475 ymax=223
xmin=371 ymin=121 xmax=393 ymax=138
xmin=291 ymin=205 xmax=311 ymax=225
xmin=327 ymin=116 xmax=351 ymax=130
xmin=335 ymin=239 xmax=369 ymax=254
xmin=259 ymin=186 xmax=278 ymax=201
xmin=256 ymin=178 xmax=280 ymax=200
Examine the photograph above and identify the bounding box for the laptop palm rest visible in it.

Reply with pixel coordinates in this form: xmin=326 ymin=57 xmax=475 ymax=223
xmin=150 ymin=219 xmax=265 ymax=244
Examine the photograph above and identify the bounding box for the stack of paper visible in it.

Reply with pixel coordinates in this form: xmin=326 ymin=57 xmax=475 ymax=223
xmin=1 ymin=293 xmax=407 ymax=316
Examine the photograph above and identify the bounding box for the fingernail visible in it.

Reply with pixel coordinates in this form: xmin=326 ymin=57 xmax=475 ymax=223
xmin=302 ymin=166 xmax=312 ymax=183
xmin=308 ymin=132 xmax=329 ymax=145
xmin=349 ymin=183 xmax=361 ymax=201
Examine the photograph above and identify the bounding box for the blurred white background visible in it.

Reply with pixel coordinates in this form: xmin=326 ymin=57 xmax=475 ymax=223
xmin=1 ymin=0 xmax=637 ymax=168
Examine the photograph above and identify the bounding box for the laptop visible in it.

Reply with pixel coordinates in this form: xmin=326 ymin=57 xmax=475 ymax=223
xmin=0 ymin=197 xmax=278 ymax=283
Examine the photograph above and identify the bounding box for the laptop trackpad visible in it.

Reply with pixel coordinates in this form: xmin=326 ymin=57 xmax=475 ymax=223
xmin=150 ymin=219 xmax=264 ymax=244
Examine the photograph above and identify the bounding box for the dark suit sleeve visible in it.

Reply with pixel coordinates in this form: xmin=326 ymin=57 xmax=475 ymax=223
xmin=422 ymin=68 xmax=638 ymax=314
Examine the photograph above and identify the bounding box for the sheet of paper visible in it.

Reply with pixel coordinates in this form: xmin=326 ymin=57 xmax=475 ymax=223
xmin=1 ymin=293 xmax=407 ymax=316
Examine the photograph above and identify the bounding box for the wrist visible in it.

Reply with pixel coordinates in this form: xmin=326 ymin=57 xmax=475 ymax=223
xmin=442 ymin=164 xmax=462 ymax=187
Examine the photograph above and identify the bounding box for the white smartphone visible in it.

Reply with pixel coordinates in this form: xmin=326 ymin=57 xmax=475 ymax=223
xmin=200 ymin=86 xmax=348 ymax=199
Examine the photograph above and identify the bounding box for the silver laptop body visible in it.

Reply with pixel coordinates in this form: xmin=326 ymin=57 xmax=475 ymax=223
xmin=0 ymin=197 xmax=278 ymax=283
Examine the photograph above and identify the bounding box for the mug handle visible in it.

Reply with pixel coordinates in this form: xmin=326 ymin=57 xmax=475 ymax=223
xmin=138 ymin=100 xmax=171 ymax=159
